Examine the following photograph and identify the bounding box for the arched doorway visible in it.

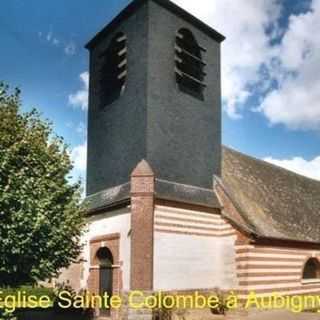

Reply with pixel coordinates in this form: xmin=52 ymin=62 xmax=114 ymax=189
xmin=96 ymin=247 xmax=113 ymax=316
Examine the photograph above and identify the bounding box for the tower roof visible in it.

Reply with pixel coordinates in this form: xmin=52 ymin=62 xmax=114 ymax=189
xmin=85 ymin=0 xmax=225 ymax=49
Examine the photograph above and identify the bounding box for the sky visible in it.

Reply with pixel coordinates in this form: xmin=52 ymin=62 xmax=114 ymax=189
xmin=1 ymin=0 xmax=320 ymax=187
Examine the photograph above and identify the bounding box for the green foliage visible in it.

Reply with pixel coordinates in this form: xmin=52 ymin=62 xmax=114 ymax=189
xmin=0 ymin=82 xmax=86 ymax=286
xmin=0 ymin=310 xmax=16 ymax=320
xmin=53 ymin=283 xmax=94 ymax=318
xmin=210 ymin=290 xmax=229 ymax=315
xmin=0 ymin=286 xmax=55 ymax=302
xmin=53 ymin=282 xmax=77 ymax=310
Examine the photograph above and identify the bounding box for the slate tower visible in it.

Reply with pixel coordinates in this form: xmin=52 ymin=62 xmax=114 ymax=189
xmin=86 ymin=0 xmax=225 ymax=202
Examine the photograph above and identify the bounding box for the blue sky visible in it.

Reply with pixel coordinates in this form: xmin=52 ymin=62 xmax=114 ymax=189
xmin=1 ymin=0 xmax=320 ymax=184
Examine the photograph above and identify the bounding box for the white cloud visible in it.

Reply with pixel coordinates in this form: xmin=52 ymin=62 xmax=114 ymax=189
xmin=66 ymin=121 xmax=87 ymax=137
xmin=264 ymin=155 xmax=320 ymax=181
xmin=38 ymin=30 xmax=57 ymax=47
xmin=64 ymin=42 xmax=76 ymax=56
xmin=258 ymin=0 xmax=320 ymax=130
xmin=46 ymin=31 xmax=53 ymax=42
xmin=76 ymin=122 xmax=87 ymax=137
xmin=172 ymin=0 xmax=282 ymax=118
xmin=68 ymin=72 xmax=89 ymax=111
xmin=172 ymin=0 xmax=320 ymax=130
xmin=70 ymin=142 xmax=87 ymax=197
xmin=52 ymin=38 xmax=60 ymax=46
xmin=71 ymin=141 xmax=87 ymax=172
xmin=66 ymin=121 xmax=73 ymax=129
xmin=38 ymin=30 xmax=77 ymax=56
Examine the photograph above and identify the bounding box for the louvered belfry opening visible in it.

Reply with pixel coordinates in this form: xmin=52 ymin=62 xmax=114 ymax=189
xmin=99 ymin=32 xmax=127 ymax=107
xmin=175 ymin=28 xmax=206 ymax=100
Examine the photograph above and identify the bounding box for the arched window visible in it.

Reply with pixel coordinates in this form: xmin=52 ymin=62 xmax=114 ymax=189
xmin=302 ymin=258 xmax=320 ymax=280
xmin=175 ymin=28 xmax=206 ymax=100
xmin=96 ymin=246 xmax=113 ymax=267
xmin=99 ymin=32 xmax=127 ymax=107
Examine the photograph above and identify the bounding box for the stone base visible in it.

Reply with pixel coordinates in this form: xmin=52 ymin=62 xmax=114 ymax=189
xmin=126 ymin=291 xmax=153 ymax=320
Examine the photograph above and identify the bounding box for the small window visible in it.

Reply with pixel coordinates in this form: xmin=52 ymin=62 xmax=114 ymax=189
xmin=175 ymin=28 xmax=206 ymax=100
xmin=302 ymin=258 xmax=320 ymax=280
xmin=96 ymin=247 xmax=113 ymax=267
xmin=99 ymin=32 xmax=127 ymax=107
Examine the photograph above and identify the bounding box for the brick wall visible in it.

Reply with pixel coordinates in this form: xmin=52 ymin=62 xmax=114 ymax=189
xmin=130 ymin=160 xmax=155 ymax=290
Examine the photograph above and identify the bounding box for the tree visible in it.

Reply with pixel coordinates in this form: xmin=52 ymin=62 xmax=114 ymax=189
xmin=0 ymin=82 xmax=86 ymax=286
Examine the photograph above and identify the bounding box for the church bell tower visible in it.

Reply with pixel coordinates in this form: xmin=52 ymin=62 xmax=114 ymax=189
xmin=85 ymin=0 xmax=225 ymax=206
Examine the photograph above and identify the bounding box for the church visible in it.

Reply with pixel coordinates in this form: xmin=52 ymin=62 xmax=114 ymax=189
xmin=58 ymin=0 xmax=320 ymax=318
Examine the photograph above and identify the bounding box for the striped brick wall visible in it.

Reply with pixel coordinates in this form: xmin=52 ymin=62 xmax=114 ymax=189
xmin=153 ymin=203 xmax=320 ymax=297
xmin=215 ymin=179 xmax=320 ymax=299
xmin=236 ymin=244 xmax=320 ymax=298
xmin=153 ymin=204 xmax=320 ymax=297
xmin=154 ymin=204 xmax=236 ymax=238
xmin=153 ymin=203 xmax=238 ymax=291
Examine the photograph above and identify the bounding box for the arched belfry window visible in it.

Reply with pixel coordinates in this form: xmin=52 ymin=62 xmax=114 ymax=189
xmin=99 ymin=32 xmax=127 ymax=107
xmin=175 ymin=28 xmax=206 ymax=100
xmin=302 ymin=258 xmax=320 ymax=280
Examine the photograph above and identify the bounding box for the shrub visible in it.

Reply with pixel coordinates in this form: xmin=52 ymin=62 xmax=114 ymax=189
xmin=0 ymin=310 xmax=17 ymax=320
xmin=0 ymin=286 xmax=55 ymax=302
xmin=0 ymin=285 xmax=55 ymax=314
xmin=53 ymin=283 xmax=94 ymax=319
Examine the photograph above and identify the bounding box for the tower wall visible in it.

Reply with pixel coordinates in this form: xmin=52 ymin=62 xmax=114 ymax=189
xmin=86 ymin=2 xmax=149 ymax=195
xmin=146 ymin=1 xmax=222 ymax=188
xmin=86 ymin=0 xmax=223 ymax=196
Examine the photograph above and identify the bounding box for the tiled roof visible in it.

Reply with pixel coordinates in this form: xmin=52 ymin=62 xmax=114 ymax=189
xmin=221 ymin=146 xmax=320 ymax=243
